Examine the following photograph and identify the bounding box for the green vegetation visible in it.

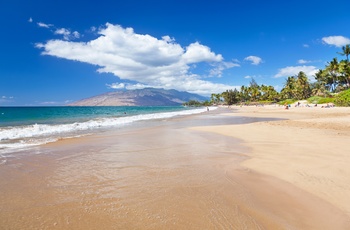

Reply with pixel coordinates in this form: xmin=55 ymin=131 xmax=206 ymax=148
xmin=307 ymin=96 xmax=335 ymax=105
xmin=335 ymin=89 xmax=350 ymax=106
xmin=182 ymin=100 xmax=204 ymax=107
xmin=278 ymin=99 xmax=298 ymax=106
xmin=185 ymin=45 xmax=350 ymax=107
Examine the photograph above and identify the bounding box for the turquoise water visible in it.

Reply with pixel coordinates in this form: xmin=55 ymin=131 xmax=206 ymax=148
xmin=0 ymin=106 xmax=194 ymax=127
xmin=0 ymin=106 xmax=212 ymax=155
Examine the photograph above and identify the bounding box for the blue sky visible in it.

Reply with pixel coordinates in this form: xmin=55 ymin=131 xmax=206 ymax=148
xmin=1 ymin=0 xmax=350 ymax=105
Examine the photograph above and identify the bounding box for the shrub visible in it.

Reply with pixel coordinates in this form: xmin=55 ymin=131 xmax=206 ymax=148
xmin=307 ymin=96 xmax=335 ymax=105
xmin=278 ymin=99 xmax=297 ymax=106
xmin=334 ymin=89 xmax=350 ymax=107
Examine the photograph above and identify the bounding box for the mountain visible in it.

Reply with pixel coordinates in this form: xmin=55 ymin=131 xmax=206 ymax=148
xmin=69 ymin=88 xmax=208 ymax=106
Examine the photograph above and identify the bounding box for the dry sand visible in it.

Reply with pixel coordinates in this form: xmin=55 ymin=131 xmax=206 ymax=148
xmin=193 ymin=105 xmax=350 ymax=228
xmin=1 ymin=106 xmax=350 ymax=229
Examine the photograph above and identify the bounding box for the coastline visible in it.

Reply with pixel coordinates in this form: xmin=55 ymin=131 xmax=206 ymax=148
xmin=1 ymin=107 xmax=350 ymax=229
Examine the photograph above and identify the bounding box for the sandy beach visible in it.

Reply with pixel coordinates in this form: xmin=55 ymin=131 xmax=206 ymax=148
xmin=1 ymin=106 xmax=350 ymax=229
xmin=194 ymin=105 xmax=350 ymax=228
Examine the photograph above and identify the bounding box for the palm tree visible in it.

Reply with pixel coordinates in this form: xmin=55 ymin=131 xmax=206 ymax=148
xmin=210 ymin=93 xmax=216 ymax=104
xmin=248 ymin=78 xmax=261 ymax=101
xmin=280 ymin=76 xmax=297 ymax=99
xmin=343 ymin=62 xmax=350 ymax=88
xmin=249 ymin=86 xmax=261 ymax=102
xmin=222 ymin=89 xmax=240 ymax=105
xmin=240 ymin=85 xmax=249 ymax=102
xmin=338 ymin=60 xmax=350 ymax=88
xmin=315 ymin=69 xmax=333 ymax=92
xmin=326 ymin=58 xmax=340 ymax=92
xmin=210 ymin=93 xmax=222 ymax=105
xmin=338 ymin=44 xmax=350 ymax=61
xmin=260 ymin=85 xmax=279 ymax=101
xmin=215 ymin=94 xmax=222 ymax=104
xmin=311 ymin=82 xmax=328 ymax=97
xmin=295 ymin=71 xmax=311 ymax=99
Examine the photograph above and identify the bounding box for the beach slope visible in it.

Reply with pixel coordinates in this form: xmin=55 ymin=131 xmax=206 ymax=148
xmin=193 ymin=106 xmax=350 ymax=227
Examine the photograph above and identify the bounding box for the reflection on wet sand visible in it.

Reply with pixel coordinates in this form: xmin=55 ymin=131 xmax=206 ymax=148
xmin=0 ymin=109 xmax=349 ymax=229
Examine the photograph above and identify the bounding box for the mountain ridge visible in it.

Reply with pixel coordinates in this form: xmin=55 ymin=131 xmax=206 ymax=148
xmin=69 ymin=88 xmax=208 ymax=106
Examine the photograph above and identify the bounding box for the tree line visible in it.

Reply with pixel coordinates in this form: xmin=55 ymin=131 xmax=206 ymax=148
xmin=184 ymin=45 xmax=350 ymax=107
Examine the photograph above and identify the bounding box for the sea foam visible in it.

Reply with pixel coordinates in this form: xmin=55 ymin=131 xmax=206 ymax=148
xmin=0 ymin=107 xmax=215 ymax=153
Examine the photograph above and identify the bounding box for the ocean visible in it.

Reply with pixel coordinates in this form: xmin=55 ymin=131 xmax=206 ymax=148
xmin=0 ymin=106 xmax=214 ymax=156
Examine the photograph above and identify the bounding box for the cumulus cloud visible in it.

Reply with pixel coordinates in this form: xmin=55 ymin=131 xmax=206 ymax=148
xmin=162 ymin=35 xmax=175 ymax=43
xmin=182 ymin=42 xmax=223 ymax=64
xmin=322 ymin=36 xmax=350 ymax=47
xmin=36 ymin=23 xmax=239 ymax=95
xmin=28 ymin=17 xmax=33 ymax=23
xmin=244 ymin=55 xmax=263 ymax=65
xmin=274 ymin=65 xmax=318 ymax=78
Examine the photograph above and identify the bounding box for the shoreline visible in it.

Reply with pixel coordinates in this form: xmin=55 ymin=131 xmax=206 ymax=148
xmin=1 ymin=107 xmax=350 ymax=229
xmin=0 ymin=106 xmax=211 ymax=156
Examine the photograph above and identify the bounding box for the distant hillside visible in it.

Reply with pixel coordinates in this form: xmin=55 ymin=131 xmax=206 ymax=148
xmin=69 ymin=88 xmax=208 ymax=106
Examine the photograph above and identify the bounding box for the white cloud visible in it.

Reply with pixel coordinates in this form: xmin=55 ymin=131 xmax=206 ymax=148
xmin=126 ymin=83 xmax=153 ymax=90
xmin=298 ymin=59 xmax=322 ymax=64
xmin=72 ymin=31 xmax=80 ymax=39
xmin=107 ymin=82 xmax=161 ymax=90
xmin=298 ymin=59 xmax=311 ymax=64
xmin=322 ymin=36 xmax=350 ymax=47
xmin=244 ymin=55 xmax=263 ymax=65
xmin=162 ymin=35 xmax=175 ymax=43
xmin=55 ymin=28 xmax=80 ymax=40
xmin=244 ymin=75 xmax=252 ymax=79
xmin=36 ymin=23 xmax=239 ymax=95
xmin=28 ymin=17 xmax=33 ymax=23
xmin=182 ymin=42 xmax=223 ymax=64
xmin=37 ymin=21 xmax=80 ymax=41
xmin=37 ymin=22 xmax=53 ymax=28
xmin=274 ymin=65 xmax=318 ymax=78
xmin=209 ymin=61 xmax=240 ymax=77
xmin=55 ymin=28 xmax=70 ymax=39
xmin=106 ymin=82 xmax=125 ymax=89
xmin=303 ymin=44 xmax=309 ymax=48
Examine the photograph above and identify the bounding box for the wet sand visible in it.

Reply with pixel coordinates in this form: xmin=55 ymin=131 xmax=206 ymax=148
xmin=1 ymin=107 xmax=350 ymax=229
